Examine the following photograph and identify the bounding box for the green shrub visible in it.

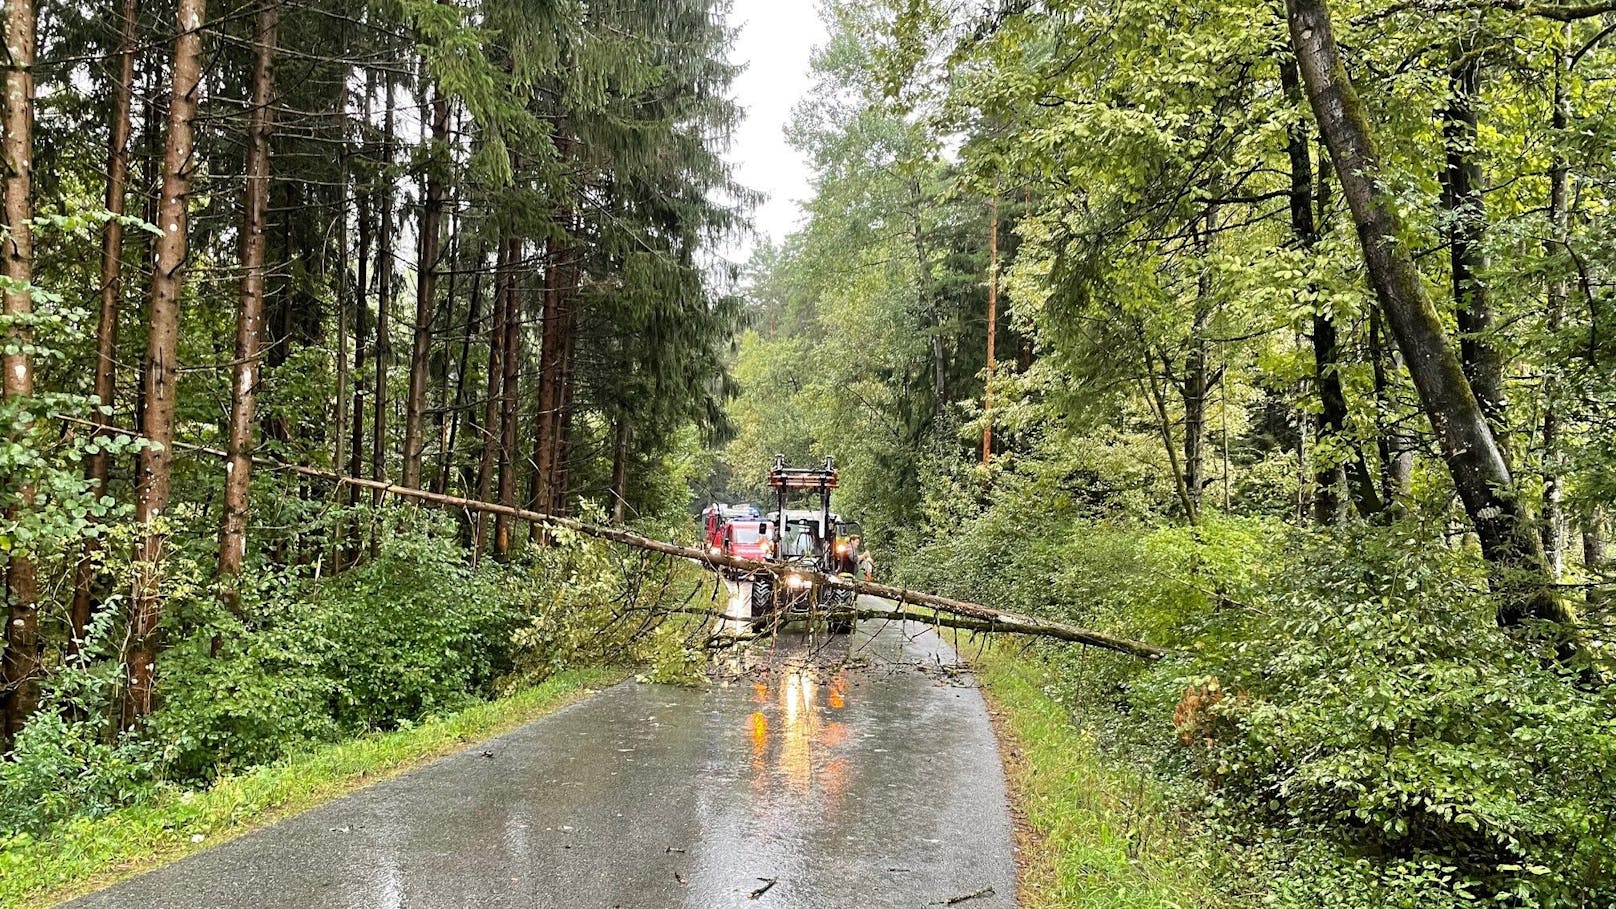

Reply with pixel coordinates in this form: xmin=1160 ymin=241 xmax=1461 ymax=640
xmin=1182 ymin=528 xmax=1616 ymax=909
xmin=0 ymin=713 xmax=157 ymax=837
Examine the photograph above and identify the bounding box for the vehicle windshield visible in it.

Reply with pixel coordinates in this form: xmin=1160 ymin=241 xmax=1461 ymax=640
xmin=730 ymin=524 xmax=765 ymax=544
xmin=781 ymin=520 xmax=819 ymax=559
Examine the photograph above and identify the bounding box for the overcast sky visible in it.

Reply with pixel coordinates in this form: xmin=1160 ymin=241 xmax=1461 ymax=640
xmin=723 ymin=0 xmax=828 ymax=263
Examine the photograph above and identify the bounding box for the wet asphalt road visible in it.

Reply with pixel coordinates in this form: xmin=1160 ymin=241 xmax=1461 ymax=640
xmin=66 ymin=605 xmax=1017 ymax=909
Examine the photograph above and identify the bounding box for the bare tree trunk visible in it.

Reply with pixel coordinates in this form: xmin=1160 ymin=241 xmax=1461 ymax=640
xmin=1182 ymin=283 xmax=1210 ymax=514
xmin=218 ymin=0 xmax=278 ymax=598
xmin=1281 ymin=63 xmax=1384 ymax=522
xmin=493 ymin=236 xmax=521 ymax=558
xmin=531 ymin=222 xmax=567 ymax=526
xmin=348 ymin=69 xmax=374 ymax=519
xmin=70 ymin=0 xmax=140 ymax=656
xmin=370 ymin=76 xmax=395 ymax=504
xmin=1369 ymin=306 xmax=1413 ymax=505
xmin=332 ymin=60 xmax=351 ymax=505
xmin=402 ymin=80 xmax=448 ymax=489
xmin=910 ymin=177 xmax=946 ymax=430
xmin=1286 ymin=0 xmax=1570 ymax=631
xmin=550 ymin=245 xmax=578 ymax=518
xmin=1141 ymin=344 xmax=1197 ymax=524
xmin=609 ymin=414 xmax=630 ymax=524
xmin=982 ymin=195 xmax=998 ymax=466
xmin=2 ymin=0 xmax=40 ymax=744
xmin=128 ymin=0 xmax=207 ymax=727
xmin=441 ymin=242 xmax=483 ymax=497
xmin=1542 ymin=31 xmax=1571 ymax=576
xmin=1441 ymin=45 xmax=1508 ymax=440
xmin=472 ymin=243 xmax=507 ymax=560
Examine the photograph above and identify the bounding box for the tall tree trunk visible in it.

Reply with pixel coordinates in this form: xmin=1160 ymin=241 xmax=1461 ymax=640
xmin=2 ymin=0 xmax=39 ymax=744
xmin=1542 ymin=32 xmax=1571 ymax=576
xmin=332 ymin=60 xmax=351 ymax=506
xmin=1369 ymin=305 xmax=1414 ymax=505
xmin=70 ymin=0 xmax=140 ymax=657
xmin=493 ymin=236 xmax=521 ymax=558
xmin=218 ymin=0 xmax=278 ymax=598
xmin=1282 ymin=60 xmax=1384 ymax=522
xmin=1182 ymin=257 xmax=1210 ymax=515
xmin=1441 ymin=45 xmax=1508 ymax=440
xmin=370 ymin=76 xmax=395 ymax=502
xmin=609 ymin=414 xmax=631 ymax=525
xmin=473 ymin=244 xmax=508 ymax=560
xmin=402 ymin=82 xmax=448 ymax=489
xmin=550 ymin=239 xmax=579 ymax=519
xmin=348 ymin=82 xmax=372 ymax=514
xmin=982 ymin=195 xmax=998 ymax=466
xmin=910 ymin=177 xmax=946 ymax=430
xmin=128 ymin=0 xmax=207 ymax=727
xmin=441 ymin=243 xmax=484 ymax=497
xmin=532 ymin=212 xmax=572 ymax=526
xmin=1285 ymin=0 xmax=1570 ymax=631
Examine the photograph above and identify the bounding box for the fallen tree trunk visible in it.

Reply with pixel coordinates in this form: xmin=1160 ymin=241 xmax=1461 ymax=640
xmin=55 ymin=417 xmax=1170 ymax=661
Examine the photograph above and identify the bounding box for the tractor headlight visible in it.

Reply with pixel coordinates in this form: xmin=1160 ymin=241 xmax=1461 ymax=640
xmin=785 ymin=573 xmax=811 ymax=590
xmin=835 ymin=543 xmax=850 ymax=555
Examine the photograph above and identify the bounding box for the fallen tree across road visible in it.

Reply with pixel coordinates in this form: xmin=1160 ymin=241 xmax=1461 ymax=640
xmin=55 ymin=416 xmax=1171 ymax=662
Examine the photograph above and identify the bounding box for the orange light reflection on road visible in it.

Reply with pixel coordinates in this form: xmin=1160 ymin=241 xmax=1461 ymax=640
xmin=746 ymin=666 xmax=854 ymax=809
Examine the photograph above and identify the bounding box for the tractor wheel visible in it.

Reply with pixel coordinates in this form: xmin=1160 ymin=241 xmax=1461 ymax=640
xmin=749 ymin=580 xmax=774 ymax=632
xmin=827 ymin=614 xmax=854 ymax=636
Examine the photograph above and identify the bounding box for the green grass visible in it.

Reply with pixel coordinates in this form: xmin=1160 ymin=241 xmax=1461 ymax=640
xmin=0 ymin=667 xmax=625 ymax=909
xmin=974 ymin=648 xmax=1225 ymax=909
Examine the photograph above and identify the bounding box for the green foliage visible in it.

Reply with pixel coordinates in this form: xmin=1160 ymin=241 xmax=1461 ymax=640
xmin=900 ymin=501 xmax=1616 ymax=909
xmin=0 ymin=668 xmax=619 ymax=909
xmin=1182 ymin=531 xmax=1616 ymax=909
xmin=0 ymin=510 xmax=700 ymax=840
xmin=976 ymin=647 xmax=1228 ymax=909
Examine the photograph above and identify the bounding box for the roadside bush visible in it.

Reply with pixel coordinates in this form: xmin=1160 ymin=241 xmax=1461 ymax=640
xmin=0 ymin=713 xmax=157 ymax=837
xmin=900 ymin=494 xmax=1616 ymax=909
xmin=1182 ymin=529 xmax=1616 ymax=909
xmin=0 ymin=508 xmax=701 ymax=838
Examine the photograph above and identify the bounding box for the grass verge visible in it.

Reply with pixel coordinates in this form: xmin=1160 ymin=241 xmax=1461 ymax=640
xmin=1 ymin=666 xmax=625 ymax=909
xmin=974 ymin=647 xmax=1224 ymax=909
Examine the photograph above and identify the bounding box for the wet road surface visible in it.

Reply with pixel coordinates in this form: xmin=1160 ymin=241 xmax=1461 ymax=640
xmin=67 ymin=612 xmax=1017 ymax=908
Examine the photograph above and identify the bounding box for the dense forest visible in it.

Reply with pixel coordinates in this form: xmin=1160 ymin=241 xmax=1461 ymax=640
xmin=718 ymin=0 xmax=1616 ymax=906
xmin=0 ymin=0 xmax=738 ymax=851
xmin=7 ymin=0 xmax=1616 ymax=906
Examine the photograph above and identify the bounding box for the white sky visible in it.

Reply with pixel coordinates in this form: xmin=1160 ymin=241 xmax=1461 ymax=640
xmin=723 ymin=0 xmax=829 ymax=263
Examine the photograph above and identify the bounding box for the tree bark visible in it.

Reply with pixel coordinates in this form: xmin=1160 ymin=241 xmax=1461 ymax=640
xmin=2 ymin=0 xmax=40 ymax=744
xmin=493 ymin=236 xmax=521 ymax=558
xmin=609 ymin=414 xmax=631 ymax=524
xmin=370 ymin=76 xmax=395 ymax=504
xmin=128 ymin=0 xmax=207 ymax=727
xmin=441 ymin=242 xmax=484 ymax=497
xmin=472 ymin=243 xmax=507 ymax=560
xmin=1541 ymin=32 xmax=1570 ymax=575
xmin=550 ymin=242 xmax=578 ymax=518
xmin=1285 ymin=0 xmax=1570 ymax=631
xmin=910 ymin=177 xmax=946 ymax=430
xmin=1282 ymin=59 xmax=1383 ymax=522
xmin=218 ymin=0 xmax=278 ymax=597
xmin=1440 ymin=45 xmax=1508 ymax=441
xmin=402 ymin=81 xmax=449 ymax=489
xmin=70 ymin=0 xmax=141 ymax=655
xmin=982 ymin=195 xmax=998 ymax=466
xmin=1182 ymin=271 xmax=1210 ymax=514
